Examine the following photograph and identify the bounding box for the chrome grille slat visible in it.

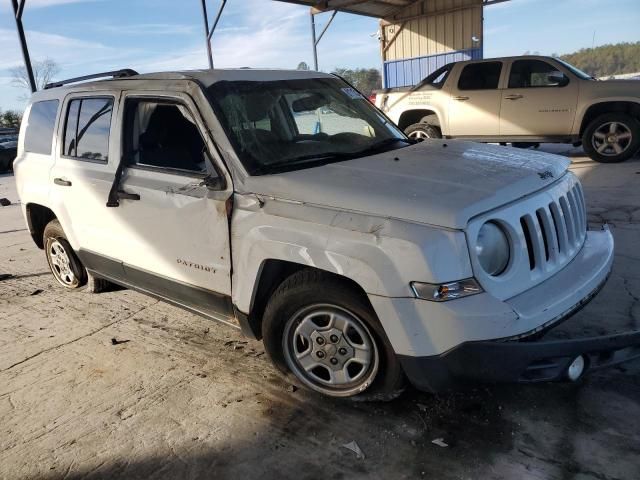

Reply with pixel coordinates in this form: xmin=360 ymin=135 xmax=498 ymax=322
xmin=522 ymin=213 xmax=546 ymax=270
xmin=567 ymin=188 xmax=581 ymax=242
xmin=537 ymin=207 xmax=559 ymax=263
xmin=559 ymin=195 xmax=576 ymax=247
xmin=549 ymin=201 xmax=568 ymax=255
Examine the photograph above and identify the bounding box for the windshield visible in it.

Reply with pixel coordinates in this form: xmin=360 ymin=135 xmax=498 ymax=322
xmin=207 ymin=77 xmax=408 ymax=175
xmin=555 ymin=58 xmax=593 ymax=80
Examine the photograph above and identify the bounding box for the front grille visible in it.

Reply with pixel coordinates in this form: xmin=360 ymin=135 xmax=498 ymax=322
xmin=519 ymin=182 xmax=586 ymax=271
xmin=468 ymin=173 xmax=588 ymax=301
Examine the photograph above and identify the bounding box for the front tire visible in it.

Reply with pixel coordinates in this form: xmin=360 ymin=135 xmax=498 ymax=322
xmin=262 ymin=269 xmax=404 ymax=400
xmin=404 ymin=122 xmax=442 ymax=141
xmin=582 ymin=113 xmax=640 ymax=163
xmin=43 ymin=219 xmax=87 ymax=289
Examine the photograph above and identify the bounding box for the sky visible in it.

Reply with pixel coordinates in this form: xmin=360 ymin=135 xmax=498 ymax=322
xmin=1 ymin=0 xmax=639 ymax=111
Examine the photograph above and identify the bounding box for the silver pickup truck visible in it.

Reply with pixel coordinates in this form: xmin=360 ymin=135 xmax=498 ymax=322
xmin=373 ymin=55 xmax=640 ymax=163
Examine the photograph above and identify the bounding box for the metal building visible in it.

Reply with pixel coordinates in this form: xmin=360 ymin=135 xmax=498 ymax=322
xmin=278 ymin=0 xmax=505 ymax=88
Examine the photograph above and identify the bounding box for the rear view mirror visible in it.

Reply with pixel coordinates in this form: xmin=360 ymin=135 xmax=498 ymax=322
xmin=291 ymin=93 xmax=329 ymax=112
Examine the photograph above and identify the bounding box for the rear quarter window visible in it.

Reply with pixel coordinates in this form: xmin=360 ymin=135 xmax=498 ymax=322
xmin=24 ymin=100 xmax=59 ymax=155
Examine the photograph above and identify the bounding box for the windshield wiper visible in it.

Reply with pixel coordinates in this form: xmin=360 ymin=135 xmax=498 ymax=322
xmin=356 ymin=137 xmax=412 ymax=155
xmin=251 ymin=138 xmax=411 ymax=175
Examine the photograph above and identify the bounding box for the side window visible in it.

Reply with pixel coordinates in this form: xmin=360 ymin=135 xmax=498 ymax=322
xmin=63 ymin=97 xmax=113 ymax=162
xmin=124 ymin=99 xmax=211 ymax=174
xmin=458 ymin=62 xmax=503 ymax=90
xmin=508 ymin=60 xmax=568 ymax=88
xmin=24 ymin=100 xmax=59 ymax=155
xmin=421 ymin=64 xmax=452 ymax=88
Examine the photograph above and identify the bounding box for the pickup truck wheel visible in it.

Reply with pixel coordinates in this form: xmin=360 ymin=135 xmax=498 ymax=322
xmin=583 ymin=113 xmax=640 ymax=163
xmin=405 ymin=123 xmax=441 ymax=141
xmin=262 ymin=269 xmax=404 ymax=400
xmin=43 ymin=219 xmax=87 ymax=289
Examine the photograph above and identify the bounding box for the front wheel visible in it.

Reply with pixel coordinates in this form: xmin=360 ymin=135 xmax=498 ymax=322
xmin=404 ymin=122 xmax=442 ymax=141
xmin=582 ymin=113 xmax=640 ymax=163
xmin=262 ymin=269 xmax=404 ymax=400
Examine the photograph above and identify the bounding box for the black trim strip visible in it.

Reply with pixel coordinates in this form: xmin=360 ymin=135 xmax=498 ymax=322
xmin=77 ymin=249 xmax=238 ymax=328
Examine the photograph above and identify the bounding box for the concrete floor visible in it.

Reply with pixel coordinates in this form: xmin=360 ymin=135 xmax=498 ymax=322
xmin=1 ymin=146 xmax=639 ymax=480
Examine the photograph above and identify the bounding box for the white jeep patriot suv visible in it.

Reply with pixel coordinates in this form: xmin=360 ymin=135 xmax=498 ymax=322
xmin=14 ymin=68 xmax=640 ymax=399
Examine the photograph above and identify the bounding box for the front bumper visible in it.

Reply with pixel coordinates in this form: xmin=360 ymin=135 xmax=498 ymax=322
xmin=399 ymin=276 xmax=640 ymax=392
xmin=396 ymin=226 xmax=640 ymax=392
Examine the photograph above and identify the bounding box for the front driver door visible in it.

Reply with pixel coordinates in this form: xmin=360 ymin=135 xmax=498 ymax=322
xmin=499 ymin=59 xmax=579 ymax=136
xmin=110 ymin=92 xmax=234 ymax=322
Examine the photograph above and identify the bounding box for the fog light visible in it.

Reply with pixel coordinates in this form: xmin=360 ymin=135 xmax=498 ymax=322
xmin=567 ymin=355 xmax=585 ymax=381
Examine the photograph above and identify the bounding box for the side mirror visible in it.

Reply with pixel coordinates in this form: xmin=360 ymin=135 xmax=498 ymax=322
xmin=547 ymin=73 xmax=569 ymax=87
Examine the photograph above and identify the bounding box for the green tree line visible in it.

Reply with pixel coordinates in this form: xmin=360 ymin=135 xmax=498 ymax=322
xmin=560 ymin=41 xmax=640 ymax=78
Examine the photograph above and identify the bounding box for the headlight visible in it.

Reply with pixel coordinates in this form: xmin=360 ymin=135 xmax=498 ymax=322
xmin=475 ymin=222 xmax=510 ymax=276
xmin=411 ymin=279 xmax=482 ymax=302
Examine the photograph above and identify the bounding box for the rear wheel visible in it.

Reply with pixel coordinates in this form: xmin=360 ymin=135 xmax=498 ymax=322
xmin=404 ymin=122 xmax=441 ymax=141
xmin=43 ymin=219 xmax=87 ymax=289
xmin=583 ymin=113 xmax=640 ymax=163
xmin=262 ymin=269 xmax=404 ymax=400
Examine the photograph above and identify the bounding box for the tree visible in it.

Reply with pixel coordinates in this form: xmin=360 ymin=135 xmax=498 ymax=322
xmin=297 ymin=61 xmax=310 ymax=71
xmin=10 ymin=58 xmax=60 ymax=93
xmin=0 ymin=110 xmax=22 ymax=128
xmin=560 ymin=42 xmax=640 ymax=78
xmin=331 ymin=68 xmax=382 ymax=95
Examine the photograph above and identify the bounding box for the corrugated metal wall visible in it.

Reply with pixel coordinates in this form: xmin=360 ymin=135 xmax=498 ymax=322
xmin=384 ymin=48 xmax=482 ymax=88
xmin=381 ymin=0 xmax=483 ymax=87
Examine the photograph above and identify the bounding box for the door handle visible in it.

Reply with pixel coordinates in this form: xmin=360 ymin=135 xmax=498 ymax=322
xmin=453 ymin=96 xmax=470 ymax=101
xmin=505 ymin=94 xmax=524 ymax=100
xmin=54 ymin=178 xmax=72 ymax=187
xmin=117 ymin=190 xmax=140 ymax=201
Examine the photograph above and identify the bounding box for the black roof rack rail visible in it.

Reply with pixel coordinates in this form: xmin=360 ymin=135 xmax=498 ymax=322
xmin=44 ymin=69 xmax=139 ymax=89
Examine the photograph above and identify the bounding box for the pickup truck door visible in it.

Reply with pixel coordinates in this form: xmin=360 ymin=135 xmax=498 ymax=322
xmin=447 ymin=61 xmax=504 ymax=137
xmin=93 ymin=91 xmax=234 ymax=322
xmin=499 ymin=59 xmax=579 ymax=136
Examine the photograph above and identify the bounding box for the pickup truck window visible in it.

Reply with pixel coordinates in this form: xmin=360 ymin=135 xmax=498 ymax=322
xmin=508 ymin=60 xmax=568 ymax=88
xmin=458 ymin=62 xmax=502 ymax=90
xmin=24 ymin=100 xmax=59 ymax=155
xmin=62 ymin=97 xmax=113 ymax=162
xmin=417 ymin=63 xmax=453 ymax=89
xmin=208 ymin=78 xmax=407 ymax=175
xmin=123 ymin=99 xmax=210 ymax=174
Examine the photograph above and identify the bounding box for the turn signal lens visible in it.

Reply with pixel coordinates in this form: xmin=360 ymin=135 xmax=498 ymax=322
xmin=411 ymin=279 xmax=483 ymax=302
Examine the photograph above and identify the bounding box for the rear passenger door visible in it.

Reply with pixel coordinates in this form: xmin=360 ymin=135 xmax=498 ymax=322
xmin=109 ymin=92 xmax=234 ymax=320
xmin=447 ymin=61 xmax=504 ymax=137
xmin=49 ymin=93 xmax=118 ymax=253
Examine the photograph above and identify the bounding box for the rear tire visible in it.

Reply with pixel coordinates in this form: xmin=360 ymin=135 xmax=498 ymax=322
xmin=43 ymin=219 xmax=87 ymax=289
xmin=582 ymin=113 xmax=640 ymax=163
xmin=262 ymin=269 xmax=405 ymax=400
xmin=405 ymin=122 xmax=442 ymax=141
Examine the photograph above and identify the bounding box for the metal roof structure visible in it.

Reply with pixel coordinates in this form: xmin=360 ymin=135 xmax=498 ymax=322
xmin=275 ymin=0 xmax=508 ymax=20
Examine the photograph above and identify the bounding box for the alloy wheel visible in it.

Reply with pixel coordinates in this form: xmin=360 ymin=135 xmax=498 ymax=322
xmin=592 ymin=121 xmax=633 ymax=157
xmin=282 ymin=304 xmax=379 ymax=397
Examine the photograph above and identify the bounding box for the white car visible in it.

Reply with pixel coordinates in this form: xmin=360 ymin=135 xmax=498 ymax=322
xmin=13 ymin=68 xmax=640 ymax=399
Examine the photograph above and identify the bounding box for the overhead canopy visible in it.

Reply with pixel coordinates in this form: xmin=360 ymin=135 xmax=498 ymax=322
xmin=277 ymin=0 xmax=421 ymax=19
xmin=275 ymin=0 xmax=507 ymax=20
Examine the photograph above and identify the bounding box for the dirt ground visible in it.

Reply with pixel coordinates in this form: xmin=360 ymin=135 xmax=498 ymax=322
xmin=1 ymin=145 xmax=639 ymax=480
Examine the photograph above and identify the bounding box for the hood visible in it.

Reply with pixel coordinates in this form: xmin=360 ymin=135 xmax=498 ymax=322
xmin=590 ymin=79 xmax=640 ymax=96
xmin=241 ymin=140 xmax=570 ymax=229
